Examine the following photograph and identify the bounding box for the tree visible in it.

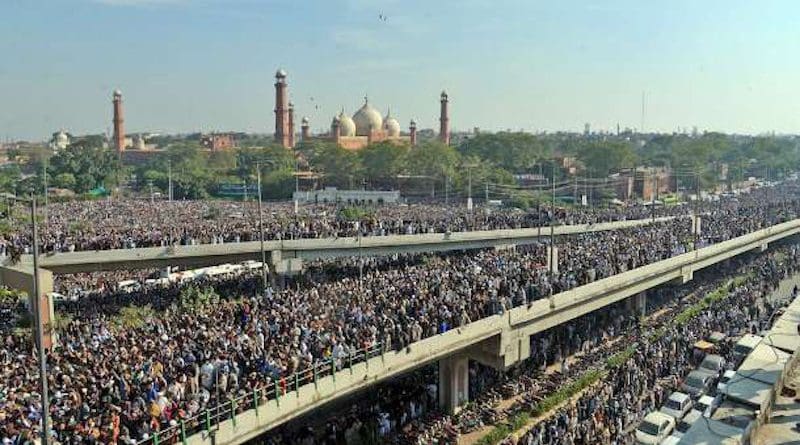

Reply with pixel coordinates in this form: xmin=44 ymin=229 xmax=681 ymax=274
xmin=576 ymin=141 xmax=637 ymax=177
xmin=359 ymin=141 xmax=409 ymax=183
xmin=459 ymin=132 xmax=550 ymax=173
xmin=47 ymin=140 xmax=121 ymax=193
xmin=402 ymin=141 xmax=460 ymax=179
xmin=53 ymin=172 xmax=76 ymax=190
xmin=305 ymin=141 xmax=363 ymax=188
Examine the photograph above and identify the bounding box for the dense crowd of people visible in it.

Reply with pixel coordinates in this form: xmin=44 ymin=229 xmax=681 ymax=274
xmin=506 ymin=245 xmax=795 ymax=445
xmin=0 ymin=198 xmax=692 ymax=255
xmin=1 ymin=184 xmax=799 ymax=444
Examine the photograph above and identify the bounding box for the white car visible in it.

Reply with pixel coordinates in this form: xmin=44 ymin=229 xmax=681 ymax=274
xmin=694 ymin=394 xmax=722 ymax=418
xmin=698 ymin=354 xmax=726 ymax=374
xmin=635 ymin=411 xmax=676 ymax=444
xmin=716 ymin=369 xmax=736 ymax=393
xmin=673 ymin=409 xmax=702 ymax=437
xmin=659 ymin=391 xmax=693 ymax=420
xmin=660 ymin=435 xmax=682 ymax=445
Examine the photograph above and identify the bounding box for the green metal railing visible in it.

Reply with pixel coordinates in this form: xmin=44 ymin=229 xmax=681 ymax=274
xmin=137 ymin=342 xmax=385 ymax=444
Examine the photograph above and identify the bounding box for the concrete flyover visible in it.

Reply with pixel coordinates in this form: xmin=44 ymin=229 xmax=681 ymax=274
xmin=13 ymin=217 xmax=673 ymax=276
xmin=177 ymin=218 xmax=800 ymax=445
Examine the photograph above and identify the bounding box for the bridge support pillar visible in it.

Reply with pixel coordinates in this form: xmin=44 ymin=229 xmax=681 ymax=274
xmin=270 ymin=250 xmax=303 ymax=289
xmin=546 ymin=246 xmax=559 ymax=274
xmin=34 ymin=270 xmax=55 ymax=350
xmin=759 ymin=242 xmax=768 ymax=252
xmin=627 ymin=291 xmax=646 ymax=318
xmin=438 ymin=354 xmax=469 ymax=414
xmin=680 ymin=266 xmax=693 ymax=284
xmin=0 ymin=266 xmax=56 ymax=349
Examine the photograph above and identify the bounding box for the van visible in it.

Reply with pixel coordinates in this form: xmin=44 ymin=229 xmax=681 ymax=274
xmin=732 ymin=334 xmax=762 ymax=366
xmin=635 ymin=411 xmax=675 ymax=444
xmin=698 ymin=354 xmax=726 ymax=374
xmin=117 ymin=280 xmax=141 ymax=292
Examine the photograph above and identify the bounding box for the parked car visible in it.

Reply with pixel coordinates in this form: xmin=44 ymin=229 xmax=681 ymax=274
xmin=698 ymin=354 xmax=726 ymax=374
xmin=673 ymin=409 xmax=703 ymax=437
xmin=660 ymin=391 xmax=693 ymax=420
xmin=635 ymin=411 xmax=676 ymax=444
xmin=693 ymin=394 xmax=722 ymax=418
xmin=681 ymin=369 xmax=716 ymax=398
xmin=660 ymin=435 xmax=682 ymax=445
xmin=732 ymin=334 xmax=763 ymax=366
xmin=716 ymin=369 xmax=736 ymax=394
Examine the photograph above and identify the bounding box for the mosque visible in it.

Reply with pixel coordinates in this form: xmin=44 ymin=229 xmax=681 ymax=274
xmin=273 ymin=69 xmax=450 ymax=150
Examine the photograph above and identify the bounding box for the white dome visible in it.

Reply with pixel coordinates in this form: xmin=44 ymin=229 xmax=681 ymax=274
xmin=352 ymin=99 xmax=382 ymax=136
xmin=383 ymin=109 xmax=401 ymax=137
xmin=337 ymin=109 xmax=356 ymax=137
xmin=275 ymin=68 xmax=287 ymax=78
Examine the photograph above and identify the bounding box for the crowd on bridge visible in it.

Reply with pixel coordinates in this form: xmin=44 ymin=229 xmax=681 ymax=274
xmin=0 ymin=197 xmax=699 ymax=255
xmin=1 ymin=184 xmax=799 ymax=444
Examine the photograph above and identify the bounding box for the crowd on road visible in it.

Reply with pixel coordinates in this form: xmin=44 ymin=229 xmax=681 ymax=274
xmin=505 ymin=246 xmax=796 ymax=445
xmin=1 ymin=184 xmax=800 ymax=444
xmin=0 ymin=196 xmax=704 ymax=255
xmin=263 ymin=233 xmax=799 ymax=445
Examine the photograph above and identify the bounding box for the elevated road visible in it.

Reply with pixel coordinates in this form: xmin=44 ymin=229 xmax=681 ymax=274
xmin=17 ymin=217 xmax=672 ymax=274
xmin=175 ymin=218 xmax=800 ymax=445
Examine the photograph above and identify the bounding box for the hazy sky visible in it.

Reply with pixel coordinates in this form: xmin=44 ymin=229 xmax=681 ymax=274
xmin=2 ymin=0 xmax=800 ymax=140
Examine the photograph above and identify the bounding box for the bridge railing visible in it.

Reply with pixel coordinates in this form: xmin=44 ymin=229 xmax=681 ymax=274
xmin=135 ymin=342 xmax=386 ymax=445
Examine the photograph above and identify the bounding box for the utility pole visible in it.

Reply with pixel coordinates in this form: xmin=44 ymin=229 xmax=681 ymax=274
xmin=294 ymin=158 xmax=300 ymax=214
xmin=148 ymin=181 xmax=154 ymax=204
xmin=445 ymin=176 xmax=449 ymax=206
xmin=651 ymin=170 xmax=657 ymax=223
xmin=30 ymin=195 xmax=50 ymax=445
xmin=256 ymin=161 xmax=268 ymax=294
xmin=549 ymin=161 xmax=556 ymax=309
xmin=168 ymin=160 xmax=173 ymax=202
xmin=485 ymin=182 xmax=489 ymax=203
xmin=42 ymin=156 xmax=48 ymax=248
xmin=574 ymin=174 xmax=578 ymax=205
xmin=467 ymin=167 xmax=473 ymax=211
xmin=694 ymin=169 xmax=700 ymax=249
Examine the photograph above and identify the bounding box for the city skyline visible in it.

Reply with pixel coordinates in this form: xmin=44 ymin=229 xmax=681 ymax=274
xmin=2 ymin=0 xmax=800 ymax=140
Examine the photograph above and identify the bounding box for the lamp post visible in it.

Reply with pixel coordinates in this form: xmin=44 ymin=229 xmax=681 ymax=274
xmin=168 ymin=159 xmax=173 ymax=202
xmin=549 ymin=159 xmax=556 ymax=310
xmin=11 ymin=193 xmax=50 ymax=444
xmin=256 ymin=161 xmax=268 ymax=294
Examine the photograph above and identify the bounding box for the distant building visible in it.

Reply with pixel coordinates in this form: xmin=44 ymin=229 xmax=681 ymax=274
xmin=584 ymin=123 xmax=590 ymax=135
xmin=293 ymin=187 xmax=400 ymax=205
xmin=615 ymin=166 xmax=675 ymax=202
xmin=273 ymin=69 xmax=448 ymax=150
xmin=201 ymin=133 xmax=236 ymax=151
xmin=112 ymin=90 xmax=126 ymax=153
xmin=50 ymin=130 xmax=70 ymax=151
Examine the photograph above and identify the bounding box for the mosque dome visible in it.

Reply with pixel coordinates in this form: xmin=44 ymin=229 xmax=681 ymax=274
xmin=383 ymin=109 xmax=401 ymax=137
xmin=352 ymin=98 xmax=383 ymax=136
xmin=337 ymin=109 xmax=356 ymax=137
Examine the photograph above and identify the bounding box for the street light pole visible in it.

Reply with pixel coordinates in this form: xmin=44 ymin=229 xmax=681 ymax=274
xmin=43 ymin=157 xmax=48 ymax=248
xmin=256 ymin=161 xmax=268 ymax=294
xmin=467 ymin=167 xmax=473 ymax=211
xmin=168 ymin=160 xmax=173 ymax=202
xmin=294 ymin=158 xmax=300 ymax=215
xmin=30 ymin=195 xmax=50 ymax=445
xmin=549 ymin=161 xmax=556 ymax=309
